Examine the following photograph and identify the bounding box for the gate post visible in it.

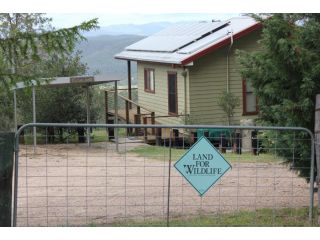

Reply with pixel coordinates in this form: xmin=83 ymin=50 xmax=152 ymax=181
xmin=0 ymin=132 xmax=14 ymax=226
xmin=315 ymin=94 xmax=320 ymax=223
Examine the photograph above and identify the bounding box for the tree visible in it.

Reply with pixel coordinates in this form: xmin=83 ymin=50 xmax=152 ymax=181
xmin=16 ymin=50 xmax=98 ymax=142
xmin=217 ymin=90 xmax=240 ymax=125
xmin=237 ymin=14 xmax=320 ymax=180
xmin=0 ymin=14 xmax=98 ymax=131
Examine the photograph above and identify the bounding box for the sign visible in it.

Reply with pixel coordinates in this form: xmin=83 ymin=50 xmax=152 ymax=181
xmin=174 ymin=136 xmax=231 ymax=196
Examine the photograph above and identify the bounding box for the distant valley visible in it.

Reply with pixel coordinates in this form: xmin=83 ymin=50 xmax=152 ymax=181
xmin=77 ymin=34 xmax=145 ymax=83
xmin=76 ymin=22 xmax=175 ymax=84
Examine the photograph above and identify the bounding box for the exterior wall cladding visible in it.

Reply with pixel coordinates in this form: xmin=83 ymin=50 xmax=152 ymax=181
xmin=137 ymin=29 xmax=261 ymax=126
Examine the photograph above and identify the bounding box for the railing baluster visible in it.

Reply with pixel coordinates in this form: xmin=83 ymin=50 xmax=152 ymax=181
xmin=143 ymin=117 xmax=148 ymax=143
xmin=136 ymin=106 xmax=141 ymax=136
xmin=151 ymin=112 xmax=155 ymax=135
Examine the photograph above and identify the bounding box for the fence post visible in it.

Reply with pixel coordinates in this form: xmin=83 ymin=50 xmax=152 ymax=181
xmin=0 ymin=132 xmax=14 ymax=226
xmin=315 ymin=94 xmax=320 ymax=223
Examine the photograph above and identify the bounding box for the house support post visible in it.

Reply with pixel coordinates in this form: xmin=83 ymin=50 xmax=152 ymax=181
xmin=127 ymin=60 xmax=132 ymax=109
xmin=86 ymin=86 xmax=91 ymax=147
xmin=114 ymin=81 xmax=119 ymax=151
xmin=125 ymin=101 xmax=132 ymax=135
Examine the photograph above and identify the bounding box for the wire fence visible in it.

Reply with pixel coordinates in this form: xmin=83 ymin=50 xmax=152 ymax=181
xmin=13 ymin=123 xmax=318 ymax=226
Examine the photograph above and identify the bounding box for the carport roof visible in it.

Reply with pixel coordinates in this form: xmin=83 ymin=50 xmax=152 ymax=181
xmin=12 ymin=75 xmax=121 ymax=90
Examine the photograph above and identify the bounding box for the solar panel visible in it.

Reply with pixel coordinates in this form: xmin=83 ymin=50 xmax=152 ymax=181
xmin=177 ymin=27 xmax=230 ymax=54
xmin=125 ymin=21 xmax=229 ymax=53
xmin=115 ymin=17 xmax=259 ymax=64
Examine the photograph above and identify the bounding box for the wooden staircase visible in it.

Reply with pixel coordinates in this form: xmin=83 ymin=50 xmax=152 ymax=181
xmin=105 ymin=90 xmax=156 ymax=144
xmin=105 ymin=89 xmax=187 ymax=145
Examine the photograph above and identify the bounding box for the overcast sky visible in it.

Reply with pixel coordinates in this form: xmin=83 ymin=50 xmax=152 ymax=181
xmin=46 ymin=13 xmax=241 ymax=28
xmin=4 ymin=0 xmax=320 ymax=25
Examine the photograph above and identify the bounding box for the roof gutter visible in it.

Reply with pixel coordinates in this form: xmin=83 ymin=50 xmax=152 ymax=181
xmin=114 ymin=55 xmax=182 ymax=65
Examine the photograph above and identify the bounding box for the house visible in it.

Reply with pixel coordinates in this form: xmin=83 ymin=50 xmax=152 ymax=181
xmin=114 ymin=17 xmax=262 ymax=144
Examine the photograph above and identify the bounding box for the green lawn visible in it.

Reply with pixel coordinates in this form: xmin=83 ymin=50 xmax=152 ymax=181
xmin=104 ymin=207 xmax=317 ymax=227
xmin=129 ymin=145 xmax=284 ymax=163
xmin=21 ymin=128 xmax=127 ymax=145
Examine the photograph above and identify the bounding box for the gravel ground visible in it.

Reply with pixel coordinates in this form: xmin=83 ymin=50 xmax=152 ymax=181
xmin=15 ymin=142 xmax=317 ymax=226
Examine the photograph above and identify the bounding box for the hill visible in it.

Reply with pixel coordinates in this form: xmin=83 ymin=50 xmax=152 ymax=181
xmin=76 ymin=34 xmax=145 ymax=82
xmin=83 ymin=22 xmax=173 ymax=37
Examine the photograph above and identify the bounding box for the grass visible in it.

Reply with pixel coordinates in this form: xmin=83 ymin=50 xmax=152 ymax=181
xmin=129 ymin=145 xmax=284 ymax=163
xmin=22 ymin=130 xmax=284 ymax=164
xmin=95 ymin=207 xmax=317 ymax=227
xmin=22 ymin=128 xmax=127 ymax=145
xmin=129 ymin=145 xmax=186 ymax=159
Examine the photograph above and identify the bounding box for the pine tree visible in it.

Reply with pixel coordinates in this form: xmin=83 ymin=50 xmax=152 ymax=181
xmin=238 ymin=13 xmax=320 ymax=180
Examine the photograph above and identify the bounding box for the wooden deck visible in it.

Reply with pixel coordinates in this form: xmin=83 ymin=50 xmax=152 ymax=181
xmin=105 ymin=90 xmax=188 ymax=145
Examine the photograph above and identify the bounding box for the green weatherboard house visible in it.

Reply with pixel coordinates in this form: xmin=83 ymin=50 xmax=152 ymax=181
xmin=115 ymin=17 xmax=262 ymax=147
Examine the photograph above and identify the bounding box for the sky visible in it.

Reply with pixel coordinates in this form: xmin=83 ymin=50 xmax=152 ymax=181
xmin=46 ymin=13 xmax=241 ymax=28
xmin=3 ymin=0 xmax=320 ymax=28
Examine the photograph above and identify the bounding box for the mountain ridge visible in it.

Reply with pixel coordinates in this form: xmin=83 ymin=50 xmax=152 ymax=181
xmin=77 ymin=34 xmax=145 ymax=82
xmin=82 ymin=21 xmax=178 ymax=37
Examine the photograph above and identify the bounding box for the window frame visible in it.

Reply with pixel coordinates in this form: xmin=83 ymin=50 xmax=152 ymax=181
xmin=167 ymin=71 xmax=178 ymax=116
xmin=144 ymin=68 xmax=155 ymax=93
xmin=242 ymin=79 xmax=259 ymax=116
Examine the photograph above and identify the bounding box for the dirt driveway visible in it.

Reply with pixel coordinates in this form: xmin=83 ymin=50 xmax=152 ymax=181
xmin=15 ymin=142 xmax=315 ymax=226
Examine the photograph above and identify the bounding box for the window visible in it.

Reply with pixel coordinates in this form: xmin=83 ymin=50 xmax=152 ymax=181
xmin=243 ymin=79 xmax=258 ymax=115
xmin=144 ymin=68 xmax=155 ymax=93
xmin=168 ymin=72 xmax=178 ymax=115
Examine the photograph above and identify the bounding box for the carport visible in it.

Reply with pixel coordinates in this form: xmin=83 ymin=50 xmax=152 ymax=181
xmin=12 ymin=75 xmax=121 ymax=148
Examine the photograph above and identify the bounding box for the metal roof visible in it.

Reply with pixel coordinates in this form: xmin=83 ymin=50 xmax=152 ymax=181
xmin=126 ymin=21 xmax=228 ymax=53
xmin=115 ymin=17 xmax=261 ymax=65
xmin=13 ymin=75 xmax=121 ymax=90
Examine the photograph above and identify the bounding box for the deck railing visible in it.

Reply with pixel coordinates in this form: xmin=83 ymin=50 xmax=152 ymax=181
xmin=105 ymin=88 xmax=156 ymax=140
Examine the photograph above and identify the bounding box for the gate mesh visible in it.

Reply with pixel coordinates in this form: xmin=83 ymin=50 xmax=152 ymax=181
xmin=14 ymin=124 xmax=317 ymax=226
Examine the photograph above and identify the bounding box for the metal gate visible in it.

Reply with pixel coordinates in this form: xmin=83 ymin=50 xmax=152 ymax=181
xmin=12 ymin=123 xmax=317 ymax=226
